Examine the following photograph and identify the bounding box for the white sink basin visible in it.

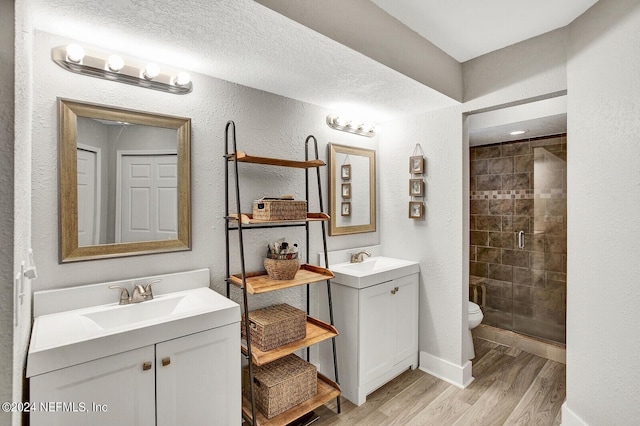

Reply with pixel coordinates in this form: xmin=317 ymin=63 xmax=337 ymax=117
xmin=27 ymin=287 xmax=239 ymax=377
xmin=330 ymin=256 xmax=420 ymax=288
xmin=82 ymin=294 xmax=186 ymax=330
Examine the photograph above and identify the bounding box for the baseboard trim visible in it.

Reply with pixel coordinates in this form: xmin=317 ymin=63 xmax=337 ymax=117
xmin=561 ymin=402 xmax=589 ymax=425
xmin=419 ymin=351 xmax=473 ymax=388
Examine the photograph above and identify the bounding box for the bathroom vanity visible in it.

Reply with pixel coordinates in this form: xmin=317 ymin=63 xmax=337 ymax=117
xmin=27 ymin=269 xmax=240 ymax=426
xmin=320 ymin=256 xmax=420 ymax=406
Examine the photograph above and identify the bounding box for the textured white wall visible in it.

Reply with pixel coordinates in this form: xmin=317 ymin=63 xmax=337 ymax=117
xmin=379 ymin=107 xmax=465 ymax=365
xmin=0 ymin=0 xmax=15 ymax=422
xmin=12 ymin=2 xmax=35 ymax=425
xmin=565 ymin=0 xmax=640 ymax=423
xmin=29 ymin=30 xmax=379 ymax=315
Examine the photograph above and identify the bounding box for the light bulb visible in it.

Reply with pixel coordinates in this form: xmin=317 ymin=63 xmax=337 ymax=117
xmin=174 ymin=71 xmax=191 ymax=86
xmin=332 ymin=116 xmax=347 ymax=127
xmin=510 ymin=130 xmax=526 ymax=136
xmin=66 ymin=44 xmax=85 ymax=63
xmin=143 ymin=63 xmax=160 ymax=80
xmin=107 ymin=55 xmax=124 ymax=72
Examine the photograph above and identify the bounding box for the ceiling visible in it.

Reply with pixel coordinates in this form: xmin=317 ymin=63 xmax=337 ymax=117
xmin=370 ymin=0 xmax=599 ymax=62
xmin=28 ymin=0 xmax=593 ymax=137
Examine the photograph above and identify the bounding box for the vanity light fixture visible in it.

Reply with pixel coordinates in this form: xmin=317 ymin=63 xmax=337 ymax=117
xmin=510 ymin=130 xmax=527 ymax=136
xmin=174 ymin=71 xmax=191 ymax=87
xmin=52 ymin=44 xmax=193 ymax=94
xmin=65 ymin=44 xmax=85 ymax=63
xmin=107 ymin=55 xmax=124 ymax=72
xmin=143 ymin=63 xmax=160 ymax=80
xmin=326 ymin=114 xmax=376 ymax=138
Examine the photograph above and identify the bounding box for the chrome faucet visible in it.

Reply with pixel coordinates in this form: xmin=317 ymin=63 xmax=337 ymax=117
xmin=109 ymin=279 xmax=162 ymax=305
xmin=350 ymin=250 xmax=371 ymax=263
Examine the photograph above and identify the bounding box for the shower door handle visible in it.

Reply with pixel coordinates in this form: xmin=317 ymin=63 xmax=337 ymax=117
xmin=518 ymin=231 xmax=525 ymax=250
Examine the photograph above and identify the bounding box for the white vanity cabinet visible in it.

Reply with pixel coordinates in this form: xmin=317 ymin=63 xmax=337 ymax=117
xmin=30 ymin=345 xmax=155 ymax=426
xmin=155 ymin=326 xmax=239 ymax=426
xmin=30 ymin=325 xmax=240 ymax=426
xmin=325 ymin=272 xmax=419 ymax=406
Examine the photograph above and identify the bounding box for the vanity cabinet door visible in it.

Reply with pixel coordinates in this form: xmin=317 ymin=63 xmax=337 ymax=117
xmin=359 ymin=280 xmax=395 ymax=385
xmin=155 ymin=324 xmax=241 ymax=426
xmin=30 ymin=346 xmax=155 ymax=426
xmin=392 ymin=274 xmax=419 ymax=365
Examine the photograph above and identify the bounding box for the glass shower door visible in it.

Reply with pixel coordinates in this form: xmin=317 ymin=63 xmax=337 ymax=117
xmin=470 ymin=134 xmax=567 ymax=345
xmin=512 ymin=137 xmax=567 ymax=343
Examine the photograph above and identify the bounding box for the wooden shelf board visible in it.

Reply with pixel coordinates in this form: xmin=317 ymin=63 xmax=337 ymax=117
xmin=229 ymin=265 xmax=334 ymax=294
xmin=228 ymin=213 xmax=329 ymax=225
xmin=231 ymin=151 xmax=325 ymax=169
xmin=242 ymin=317 xmax=338 ymax=366
xmin=242 ymin=373 xmax=340 ymax=426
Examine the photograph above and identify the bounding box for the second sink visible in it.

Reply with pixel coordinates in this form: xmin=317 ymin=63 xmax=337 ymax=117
xmin=330 ymin=256 xmax=420 ymax=288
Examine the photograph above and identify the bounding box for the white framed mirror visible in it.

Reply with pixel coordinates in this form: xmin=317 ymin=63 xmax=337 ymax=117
xmin=58 ymin=99 xmax=191 ymax=262
xmin=328 ymin=143 xmax=376 ymax=235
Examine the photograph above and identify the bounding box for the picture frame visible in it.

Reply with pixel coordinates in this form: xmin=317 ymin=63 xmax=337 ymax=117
xmin=341 ymin=202 xmax=351 ymax=216
xmin=341 ymin=164 xmax=351 ymax=180
xmin=410 ymin=155 xmax=425 ymax=174
xmin=409 ymin=179 xmax=424 ymax=197
xmin=341 ymin=183 xmax=351 ymax=199
xmin=409 ymin=201 xmax=424 ymax=219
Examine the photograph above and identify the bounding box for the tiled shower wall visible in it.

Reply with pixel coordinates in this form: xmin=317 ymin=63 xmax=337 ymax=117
xmin=470 ymin=135 xmax=567 ymax=344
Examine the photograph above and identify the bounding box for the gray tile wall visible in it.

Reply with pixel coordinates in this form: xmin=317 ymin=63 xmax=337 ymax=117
xmin=470 ymin=135 xmax=567 ymax=344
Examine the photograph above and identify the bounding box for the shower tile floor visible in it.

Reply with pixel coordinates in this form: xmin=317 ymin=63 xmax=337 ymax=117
xmin=483 ymin=308 xmax=566 ymax=346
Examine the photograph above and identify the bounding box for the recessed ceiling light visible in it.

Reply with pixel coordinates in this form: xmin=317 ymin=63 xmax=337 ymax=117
xmin=510 ymin=130 xmax=526 ymax=136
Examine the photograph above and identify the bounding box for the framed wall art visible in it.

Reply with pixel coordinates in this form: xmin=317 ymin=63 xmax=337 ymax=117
xmin=410 ymin=155 xmax=424 ymax=174
xmin=409 ymin=179 xmax=424 ymax=197
xmin=409 ymin=201 xmax=424 ymax=219
xmin=341 ymin=202 xmax=351 ymax=216
xmin=341 ymin=164 xmax=351 ymax=180
xmin=342 ymin=183 xmax=351 ymax=198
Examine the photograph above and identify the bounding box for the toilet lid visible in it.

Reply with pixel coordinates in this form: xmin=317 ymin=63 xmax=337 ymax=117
xmin=468 ymin=301 xmax=481 ymax=314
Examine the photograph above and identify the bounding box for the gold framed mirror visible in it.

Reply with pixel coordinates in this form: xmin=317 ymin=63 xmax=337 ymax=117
xmin=328 ymin=143 xmax=376 ymax=235
xmin=58 ymin=99 xmax=191 ymax=262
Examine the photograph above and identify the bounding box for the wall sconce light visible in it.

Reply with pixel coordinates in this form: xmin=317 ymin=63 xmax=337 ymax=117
xmin=52 ymin=44 xmax=193 ymax=95
xmin=326 ymin=114 xmax=376 ymax=137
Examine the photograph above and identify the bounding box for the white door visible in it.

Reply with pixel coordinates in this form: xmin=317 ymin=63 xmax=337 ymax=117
xmin=393 ymin=275 xmax=419 ymax=365
xmin=119 ymin=154 xmax=178 ymax=243
xmin=360 ymin=281 xmax=394 ymax=386
xmin=30 ymin=346 xmax=155 ymax=426
xmin=77 ymin=147 xmax=100 ymax=246
xmin=156 ymin=325 xmax=241 ymax=426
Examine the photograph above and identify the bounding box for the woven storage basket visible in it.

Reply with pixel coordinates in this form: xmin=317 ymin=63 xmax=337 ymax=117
xmin=241 ymin=303 xmax=307 ymax=351
xmin=253 ymin=200 xmax=307 ymax=221
xmin=264 ymin=257 xmax=300 ymax=280
xmin=242 ymin=354 xmax=317 ymax=419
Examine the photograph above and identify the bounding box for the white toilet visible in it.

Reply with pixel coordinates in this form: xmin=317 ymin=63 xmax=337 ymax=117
xmin=465 ymin=301 xmax=484 ymax=359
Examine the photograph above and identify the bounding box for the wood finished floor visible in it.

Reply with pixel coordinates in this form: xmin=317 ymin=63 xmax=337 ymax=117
xmin=312 ymin=337 xmax=565 ymax=426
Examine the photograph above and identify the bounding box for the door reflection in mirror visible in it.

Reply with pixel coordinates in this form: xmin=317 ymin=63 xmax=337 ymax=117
xmin=76 ymin=117 xmax=178 ymax=246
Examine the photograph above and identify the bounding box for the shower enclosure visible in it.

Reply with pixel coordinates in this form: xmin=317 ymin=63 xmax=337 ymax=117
xmin=470 ymin=135 xmax=567 ymax=344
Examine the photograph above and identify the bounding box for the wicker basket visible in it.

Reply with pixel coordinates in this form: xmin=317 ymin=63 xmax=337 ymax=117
xmin=242 ymin=354 xmax=317 ymax=419
xmin=253 ymin=199 xmax=307 ymax=221
xmin=264 ymin=257 xmax=300 ymax=280
xmin=241 ymin=303 xmax=307 ymax=351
